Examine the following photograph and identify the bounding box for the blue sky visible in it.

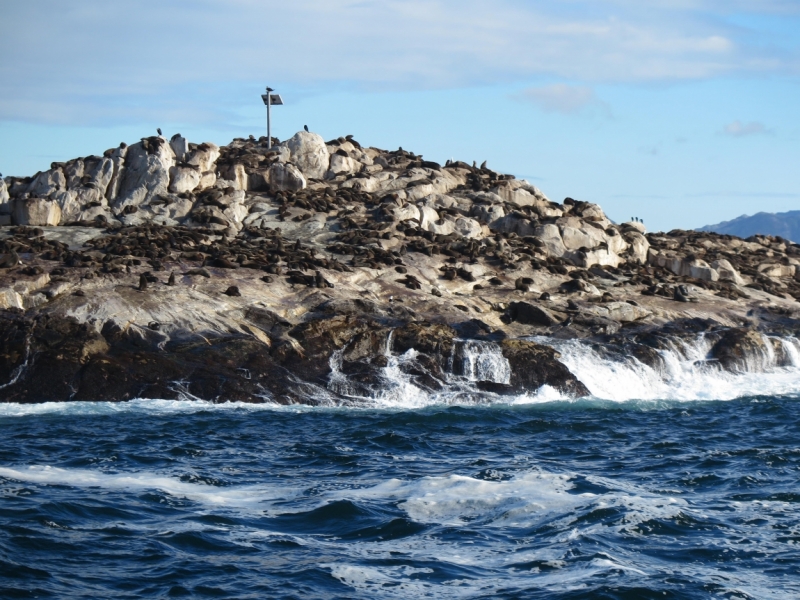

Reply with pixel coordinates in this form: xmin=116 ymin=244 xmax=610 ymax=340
xmin=1 ymin=0 xmax=798 ymax=232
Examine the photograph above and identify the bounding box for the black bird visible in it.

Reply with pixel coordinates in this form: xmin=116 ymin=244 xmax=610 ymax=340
xmin=157 ymin=128 xmax=162 ymax=136
xmin=304 ymin=125 xmax=309 ymax=132
xmin=480 ymin=160 xmax=487 ymax=169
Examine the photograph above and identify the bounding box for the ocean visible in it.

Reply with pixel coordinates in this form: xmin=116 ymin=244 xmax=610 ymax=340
xmin=1 ymin=336 xmax=799 ymax=599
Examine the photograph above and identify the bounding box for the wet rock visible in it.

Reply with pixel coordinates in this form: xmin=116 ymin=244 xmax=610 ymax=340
xmin=496 ymin=339 xmax=589 ymax=397
xmin=708 ymin=328 xmax=771 ymax=372
xmin=508 ymin=301 xmax=559 ymax=326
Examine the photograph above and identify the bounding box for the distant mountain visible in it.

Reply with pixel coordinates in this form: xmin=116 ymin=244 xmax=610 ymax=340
xmin=698 ymin=210 xmax=800 ymax=243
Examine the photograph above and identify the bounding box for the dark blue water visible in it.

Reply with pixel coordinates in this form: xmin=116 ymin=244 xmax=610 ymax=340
xmin=1 ymin=397 xmax=799 ymax=599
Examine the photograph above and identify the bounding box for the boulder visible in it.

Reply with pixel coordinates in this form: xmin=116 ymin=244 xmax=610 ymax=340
xmin=711 ymin=259 xmax=745 ymax=285
xmin=471 ymin=203 xmax=505 ymax=226
xmin=285 ymin=131 xmax=330 ymax=180
xmin=170 ymin=134 xmax=189 ymax=161
xmin=560 ymin=226 xmax=595 ymax=250
xmin=508 ymin=302 xmax=559 ymax=326
xmin=622 ymin=221 xmax=646 ymax=234
xmin=689 ymin=259 xmax=719 ymax=282
xmin=185 ymin=143 xmax=220 ymax=173
xmin=105 ymin=146 xmax=128 ymax=203
xmin=758 ymin=263 xmax=795 ymax=279
xmin=392 ymin=203 xmax=421 ymax=223
xmin=708 ymin=328 xmax=771 ymax=372
xmin=327 ymin=153 xmax=360 ymax=177
xmin=0 ymin=178 xmax=11 ymax=214
xmin=169 ymin=166 xmax=202 ymax=194
xmin=534 ymin=224 xmax=566 ymax=257
xmin=451 ymin=216 xmax=482 ymax=239
xmin=221 ymin=164 xmax=248 ymax=191
xmin=269 ymin=162 xmax=306 ymax=192
xmin=623 ymin=231 xmax=649 ymax=264
xmin=417 ymin=205 xmax=440 ymax=230
xmin=27 ymin=168 xmax=66 ymax=198
xmin=494 ymin=339 xmax=589 ymax=397
xmin=587 ymin=302 xmax=650 ymax=323
xmin=113 ymin=139 xmax=176 ymax=214
xmin=13 ymin=197 xmax=62 ymax=226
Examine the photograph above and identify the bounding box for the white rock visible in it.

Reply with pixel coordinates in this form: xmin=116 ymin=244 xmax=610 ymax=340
xmin=269 ymin=162 xmax=306 ymax=192
xmin=223 ymin=202 xmax=249 ymax=230
xmin=327 ymin=154 xmax=360 ymax=177
xmin=405 ymin=183 xmax=437 ymax=202
xmin=758 ymin=263 xmax=795 ymax=279
xmin=711 ymin=259 xmax=745 ymax=285
xmin=417 ymin=205 xmax=440 ymax=230
xmin=471 ymin=203 xmax=505 ymax=225
xmin=423 ymin=193 xmax=459 ymax=209
xmin=530 ymin=200 xmax=563 ymax=219
xmin=624 ymin=231 xmax=649 ymax=264
xmin=284 ymin=131 xmax=329 ymax=180
xmin=0 ymin=178 xmax=10 ymax=214
xmin=169 ymin=166 xmax=202 ymax=194
xmin=423 ymin=217 xmax=455 ymax=236
xmin=221 ymin=164 xmax=248 ymax=191
xmin=105 ymin=146 xmax=128 ymax=203
xmin=185 ymin=143 xmax=220 ymax=173
xmin=14 ymin=197 xmax=62 ymax=226
xmin=606 ymin=230 xmax=629 ymax=255
xmin=170 ymin=135 xmax=189 ymax=161
xmin=534 ymin=224 xmax=566 ymax=257
xmin=622 ymin=221 xmax=647 ymax=234
xmin=566 ymin=248 xmax=622 ymax=268
xmin=342 ymin=176 xmax=381 ymax=193
xmin=196 ymin=171 xmax=215 ymax=191
xmin=589 ymin=301 xmax=650 ymax=323
xmin=689 ymin=259 xmax=719 ymax=282
xmin=28 ymin=168 xmax=66 ymax=198
xmin=577 ymin=203 xmax=606 ymax=222
xmin=113 ymin=139 xmax=176 ymax=213
xmin=52 ymin=190 xmax=80 ymax=223
xmin=492 ymin=183 xmax=539 ymax=207
xmin=392 ymin=203 xmax=421 ymax=223
xmin=560 ymin=226 xmax=595 ymax=250
xmin=493 ymin=213 xmax=536 ymax=237
xmin=451 ymin=216 xmax=482 ymax=239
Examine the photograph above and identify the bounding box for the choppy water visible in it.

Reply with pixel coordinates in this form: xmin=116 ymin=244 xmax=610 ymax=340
xmin=2 ymin=337 xmax=800 ymax=599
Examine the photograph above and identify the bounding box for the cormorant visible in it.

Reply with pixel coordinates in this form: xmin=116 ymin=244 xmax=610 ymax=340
xmin=304 ymin=125 xmax=309 ymax=132
xmin=480 ymin=160 xmax=487 ymax=169
xmin=157 ymin=128 xmax=162 ymax=136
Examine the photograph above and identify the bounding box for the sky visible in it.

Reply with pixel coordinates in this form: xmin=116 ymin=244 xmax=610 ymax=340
xmin=0 ymin=0 xmax=798 ymax=232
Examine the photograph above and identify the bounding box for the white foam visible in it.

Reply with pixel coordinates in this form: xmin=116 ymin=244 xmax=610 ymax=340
xmin=0 ymin=465 xmax=294 ymax=509
xmin=537 ymin=334 xmax=800 ymax=402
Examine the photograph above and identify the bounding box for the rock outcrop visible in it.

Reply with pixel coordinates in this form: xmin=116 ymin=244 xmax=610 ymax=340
xmin=2 ymin=130 xmax=800 ymax=404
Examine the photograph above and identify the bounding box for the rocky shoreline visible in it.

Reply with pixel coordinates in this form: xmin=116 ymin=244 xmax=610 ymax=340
xmin=2 ymin=131 xmax=800 ymax=404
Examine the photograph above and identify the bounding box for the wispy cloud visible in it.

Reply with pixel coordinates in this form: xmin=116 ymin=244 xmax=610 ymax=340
xmin=0 ymin=0 xmax=797 ymax=126
xmin=723 ymin=120 xmax=771 ymax=136
xmin=515 ymin=84 xmax=602 ymax=114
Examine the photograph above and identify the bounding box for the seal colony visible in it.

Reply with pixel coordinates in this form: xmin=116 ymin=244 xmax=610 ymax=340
xmin=2 ymin=130 xmax=800 ymax=404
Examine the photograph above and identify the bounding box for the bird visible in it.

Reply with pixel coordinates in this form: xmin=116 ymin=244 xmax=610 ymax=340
xmin=480 ymin=160 xmax=487 ymax=169
xmin=157 ymin=128 xmax=162 ymax=136
xmin=304 ymin=125 xmax=309 ymax=132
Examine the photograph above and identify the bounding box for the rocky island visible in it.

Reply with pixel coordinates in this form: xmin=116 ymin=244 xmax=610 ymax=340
xmin=2 ymin=130 xmax=800 ymax=404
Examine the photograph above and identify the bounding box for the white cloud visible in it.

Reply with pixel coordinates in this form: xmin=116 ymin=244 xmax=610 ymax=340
xmin=516 ymin=84 xmax=599 ymax=114
xmin=723 ymin=121 xmax=770 ymax=136
xmin=0 ymin=0 xmax=796 ymax=125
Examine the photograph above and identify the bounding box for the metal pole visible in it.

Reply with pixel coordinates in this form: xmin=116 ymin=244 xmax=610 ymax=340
xmin=267 ymin=92 xmax=272 ymax=149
